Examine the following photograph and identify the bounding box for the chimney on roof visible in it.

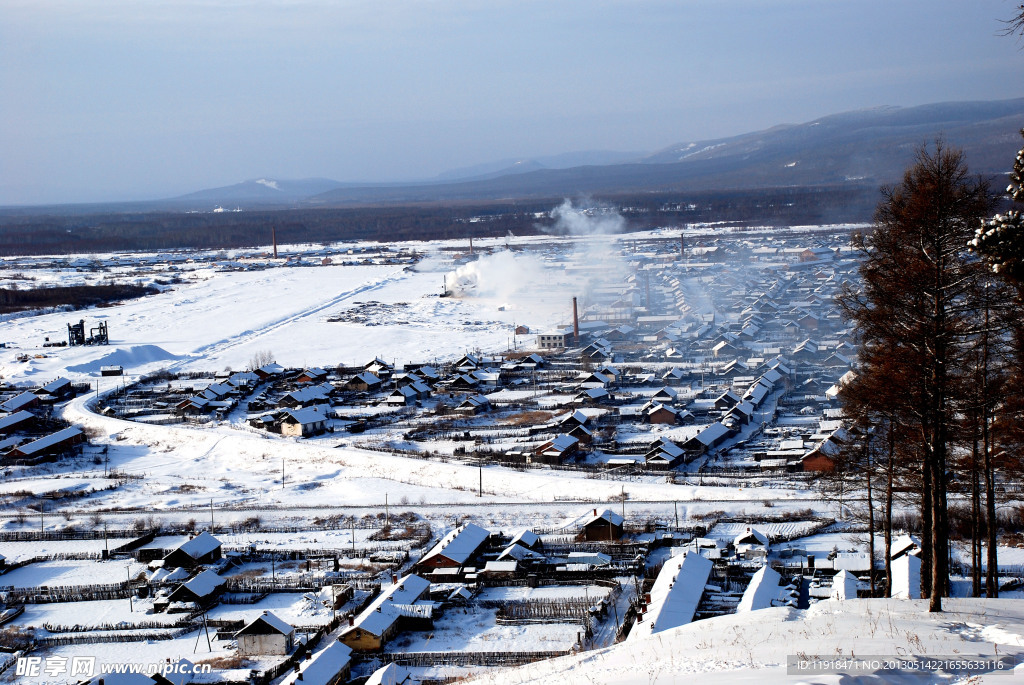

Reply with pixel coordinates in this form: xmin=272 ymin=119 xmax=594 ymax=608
xmin=573 ymin=297 xmax=580 ymax=343
xmin=348 ymin=614 xmax=354 ymax=626
xmin=593 ymin=508 xmax=597 ymax=516
xmin=392 ymin=573 xmax=398 ymax=585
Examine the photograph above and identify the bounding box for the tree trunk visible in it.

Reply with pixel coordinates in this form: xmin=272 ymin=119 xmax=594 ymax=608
xmin=866 ymin=438 xmax=876 ymax=597
xmin=884 ymin=428 xmax=894 ymax=598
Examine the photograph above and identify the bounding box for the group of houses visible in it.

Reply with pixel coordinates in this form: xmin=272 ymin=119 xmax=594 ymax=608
xmin=0 ymin=377 xmax=86 ymax=464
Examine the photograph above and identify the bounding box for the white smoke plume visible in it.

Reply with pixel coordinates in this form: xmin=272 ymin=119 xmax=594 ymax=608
xmin=546 ymin=199 xmax=626 ymax=236
xmin=446 ymin=250 xmax=546 ymax=301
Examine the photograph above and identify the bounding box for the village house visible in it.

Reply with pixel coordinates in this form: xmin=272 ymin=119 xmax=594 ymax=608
xmin=5 ymin=426 xmax=84 ymax=462
xmin=163 ymin=569 xmax=226 ymax=609
xmin=346 ymin=371 xmax=382 ymax=392
xmin=579 ymin=509 xmax=624 ymax=541
xmin=533 ymin=434 xmax=580 ymax=464
xmin=295 ymin=367 xmax=328 ymax=383
xmin=0 ymin=410 xmax=38 ymax=435
xmin=339 ymin=574 xmax=432 ymax=651
xmin=416 ymin=523 xmax=491 ymax=571
xmin=254 ymin=362 xmax=285 ymax=380
xmin=162 ymin=531 xmax=223 ymax=568
xmin=1 ymin=391 xmax=41 ymax=413
xmin=279 ymin=407 xmax=328 ymax=437
xmin=235 ymin=611 xmax=296 ymax=655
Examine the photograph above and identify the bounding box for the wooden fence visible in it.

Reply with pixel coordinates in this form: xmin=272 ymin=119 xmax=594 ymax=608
xmin=367 ymin=650 xmax=573 ymax=668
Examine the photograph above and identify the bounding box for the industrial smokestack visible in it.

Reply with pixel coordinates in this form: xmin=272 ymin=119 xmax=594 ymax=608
xmin=680 ymin=232 xmax=685 ymax=260
xmin=572 ymin=297 xmax=580 ymax=343
xmin=272 ymin=226 xmax=278 ymax=259
xmin=469 ymin=235 xmax=474 ymax=255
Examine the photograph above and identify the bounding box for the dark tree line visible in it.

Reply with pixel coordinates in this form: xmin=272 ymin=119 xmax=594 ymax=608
xmin=0 ymin=185 xmax=878 ymax=257
xmin=0 ymin=283 xmax=158 ymax=315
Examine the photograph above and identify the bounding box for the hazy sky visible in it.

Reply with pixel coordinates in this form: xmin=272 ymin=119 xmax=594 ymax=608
xmin=3 ymin=0 xmax=1024 ymax=205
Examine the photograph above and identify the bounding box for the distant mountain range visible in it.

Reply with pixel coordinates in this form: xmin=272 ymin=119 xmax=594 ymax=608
xmin=18 ymin=97 xmax=1024 ymax=213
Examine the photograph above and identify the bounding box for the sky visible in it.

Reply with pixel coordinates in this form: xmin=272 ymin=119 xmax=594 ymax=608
xmin=2 ymin=0 xmax=1024 ymax=206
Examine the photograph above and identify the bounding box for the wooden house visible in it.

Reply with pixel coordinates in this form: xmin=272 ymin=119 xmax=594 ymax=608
xmin=254 ymin=362 xmax=285 ymax=380
xmin=644 ymin=402 xmax=678 ymax=425
xmin=280 ymin=408 xmax=327 ymax=437
xmin=5 ymin=426 xmax=84 ymax=461
xmin=162 ymin=531 xmax=222 ymax=568
xmin=235 ymin=611 xmax=295 ymax=655
xmin=346 ymin=372 xmax=382 ymax=392
xmin=0 ymin=391 xmax=40 ymax=413
xmin=339 ymin=575 xmax=432 ymax=652
xmin=416 ymin=523 xmax=491 ymax=570
xmin=165 ymin=569 xmax=226 ymax=607
xmin=455 ymin=394 xmax=490 ymax=414
xmin=644 ymin=437 xmax=686 ymax=469
xmin=36 ymin=377 xmax=73 ymax=401
xmin=533 ymin=434 xmax=580 ymax=464
xmin=296 ymin=367 xmax=328 ymax=384
xmin=0 ymin=410 xmax=37 ymax=435
xmin=579 ymin=509 xmax=624 ymax=541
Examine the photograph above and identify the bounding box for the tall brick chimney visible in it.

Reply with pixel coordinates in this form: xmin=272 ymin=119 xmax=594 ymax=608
xmin=573 ymin=297 xmax=580 ymax=343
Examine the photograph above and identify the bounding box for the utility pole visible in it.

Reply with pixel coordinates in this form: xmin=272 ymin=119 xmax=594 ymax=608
xmin=210 ymin=499 xmax=214 ymax=532
xmin=281 ymin=458 xmax=285 ymax=489
xmin=127 ymin=566 xmax=133 ymax=612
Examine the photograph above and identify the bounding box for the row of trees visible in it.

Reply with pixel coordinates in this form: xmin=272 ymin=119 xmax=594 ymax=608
xmin=821 ymin=5 xmax=1024 ymax=613
xmin=829 ymin=133 xmax=1024 ymax=612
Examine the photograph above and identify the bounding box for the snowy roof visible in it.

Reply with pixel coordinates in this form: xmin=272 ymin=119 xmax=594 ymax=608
xmin=632 ymin=551 xmax=712 ymax=639
xmin=498 ymin=544 xmax=545 ymax=562
xmin=10 ymin=426 xmax=83 ymax=456
xmin=581 ymin=509 xmax=624 ymax=528
xmin=421 ymin=523 xmax=490 ymax=566
xmin=365 ymin=663 xmax=411 ymax=685
xmin=353 ymin=371 xmax=381 ymax=385
xmin=236 ymin=610 xmax=295 ymax=637
xmin=170 ymin=531 xmax=222 ymax=560
xmin=692 ymin=422 xmax=730 ymax=447
xmin=484 ymin=561 xmax=518 ymax=573
xmin=736 ymin=565 xmax=782 ymax=612
xmin=283 ymin=407 xmax=326 ymax=425
xmin=509 ymin=529 xmax=540 ymax=548
xmin=350 ymin=574 xmax=431 ymax=636
xmin=565 ymin=551 xmax=611 ymax=566
xmin=0 ymin=410 xmax=33 ymax=432
xmin=829 ymin=569 xmax=859 ymax=600
xmin=288 ymin=642 xmax=353 ymax=685
xmin=41 ymin=377 xmax=71 ymax=393
xmin=178 ymin=569 xmax=225 ymax=597
xmin=0 ymin=391 xmax=38 ymax=412
xmin=257 ymin=362 xmax=285 ymax=375
xmin=733 ymin=527 xmax=770 ymax=548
